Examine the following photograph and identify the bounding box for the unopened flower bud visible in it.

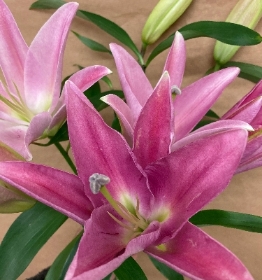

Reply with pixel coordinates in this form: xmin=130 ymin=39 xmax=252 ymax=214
xmin=214 ymin=0 xmax=262 ymax=65
xmin=142 ymin=0 xmax=193 ymax=45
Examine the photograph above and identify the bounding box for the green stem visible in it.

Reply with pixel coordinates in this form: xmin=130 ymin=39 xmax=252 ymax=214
xmin=54 ymin=142 xmax=77 ymax=174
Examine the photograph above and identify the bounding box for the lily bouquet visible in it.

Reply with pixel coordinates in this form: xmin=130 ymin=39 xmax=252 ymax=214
xmin=0 ymin=0 xmax=262 ymax=279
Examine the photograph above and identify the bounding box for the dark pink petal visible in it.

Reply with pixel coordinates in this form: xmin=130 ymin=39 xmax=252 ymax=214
xmin=174 ymin=67 xmax=240 ymax=141
xmin=146 ymin=129 xmax=247 ymax=241
xmin=171 ymin=120 xmax=252 ymax=152
xmin=101 ymin=94 xmax=134 ymax=145
xmin=222 ymin=80 xmax=262 ymax=119
xmin=24 ymin=3 xmax=78 ymax=114
xmin=237 ymin=135 xmax=262 ymax=173
xmin=65 ymin=82 xmax=153 ymax=214
xmin=66 ymin=204 xmax=161 ymax=280
xmin=0 ymin=162 xmax=92 ymax=224
xmin=133 ymin=72 xmax=173 ymax=168
xmin=146 ymin=222 xmax=253 ymax=280
xmin=69 ymin=65 xmax=111 ymax=93
xmin=110 ymin=43 xmax=153 ymax=119
xmin=163 ymin=32 xmax=186 ymax=88
xmin=0 ymin=0 xmax=28 ymax=96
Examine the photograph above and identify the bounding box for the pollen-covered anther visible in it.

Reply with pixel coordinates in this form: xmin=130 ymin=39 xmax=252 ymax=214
xmin=171 ymin=85 xmax=181 ymax=95
xmin=89 ymin=173 xmax=110 ymax=194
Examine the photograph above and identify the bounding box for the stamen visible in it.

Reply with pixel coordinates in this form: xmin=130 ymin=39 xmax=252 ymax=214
xmin=171 ymin=85 xmax=181 ymax=95
xmin=89 ymin=173 xmax=110 ymax=194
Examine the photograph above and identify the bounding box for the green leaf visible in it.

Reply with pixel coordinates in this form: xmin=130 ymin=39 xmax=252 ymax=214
xmin=30 ymin=0 xmax=65 ymax=9
xmin=150 ymin=257 xmax=184 ymax=280
xmin=112 ymin=114 xmax=121 ymax=132
xmin=221 ymin=61 xmax=262 ymax=83
xmin=101 ymin=76 xmax=113 ymax=90
xmin=84 ymin=81 xmax=101 ymax=98
xmin=45 ymin=233 xmax=82 ymax=280
xmin=47 ymin=122 xmax=69 ymax=145
xmin=190 ymin=209 xmax=262 ymax=233
xmin=146 ymin=21 xmax=262 ymax=66
xmin=114 ymin=257 xmax=147 ymax=280
xmin=90 ymin=90 xmax=124 ymax=111
xmin=0 ymin=202 xmax=67 ymax=280
xmin=72 ymin=31 xmax=111 ymax=53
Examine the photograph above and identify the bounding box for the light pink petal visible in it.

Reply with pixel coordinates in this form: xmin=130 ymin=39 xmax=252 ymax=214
xmin=237 ymin=135 xmax=262 ymax=173
xmin=69 ymin=65 xmax=112 ymax=93
xmin=65 ymin=81 xmax=153 ymax=214
xmin=47 ymin=104 xmax=66 ymax=135
xmin=66 ymin=204 xmax=161 ymax=280
xmin=25 ymin=112 xmax=52 ymax=147
xmin=101 ymin=94 xmax=134 ymax=145
xmin=174 ymin=67 xmax=240 ymax=141
xmin=0 ymin=162 xmax=92 ymax=224
xmin=0 ymin=0 xmax=28 ymax=95
xmin=24 ymin=2 xmax=78 ymax=114
xmin=222 ymin=80 xmax=262 ymax=119
xmin=146 ymin=222 xmax=253 ymax=280
xmin=163 ymin=32 xmax=186 ymax=88
xmin=171 ymin=120 xmax=252 ymax=152
xmin=110 ymin=43 xmax=153 ymax=119
xmin=146 ymin=128 xmax=247 ymax=241
xmin=0 ymin=121 xmax=31 ymax=160
xmin=133 ymin=72 xmax=173 ymax=168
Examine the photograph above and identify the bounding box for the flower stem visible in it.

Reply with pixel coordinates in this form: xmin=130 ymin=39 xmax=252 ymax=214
xmin=54 ymin=142 xmax=77 ymax=174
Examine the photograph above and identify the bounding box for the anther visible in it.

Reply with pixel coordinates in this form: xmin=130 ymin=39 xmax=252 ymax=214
xmin=89 ymin=173 xmax=110 ymax=194
xmin=171 ymin=85 xmax=181 ymax=95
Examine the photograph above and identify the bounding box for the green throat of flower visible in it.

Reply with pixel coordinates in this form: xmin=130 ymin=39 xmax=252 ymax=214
xmin=89 ymin=173 xmax=149 ymax=240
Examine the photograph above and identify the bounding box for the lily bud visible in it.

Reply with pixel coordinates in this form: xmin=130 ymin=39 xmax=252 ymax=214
xmin=214 ymin=0 xmax=262 ymax=65
xmin=142 ymin=0 xmax=192 ymax=45
xmin=0 ymin=143 xmax=35 ymax=213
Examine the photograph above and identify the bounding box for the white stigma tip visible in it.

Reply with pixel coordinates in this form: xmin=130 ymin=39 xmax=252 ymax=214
xmin=89 ymin=173 xmax=110 ymax=194
xmin=171 ymin=85 xmax=181 ymax=95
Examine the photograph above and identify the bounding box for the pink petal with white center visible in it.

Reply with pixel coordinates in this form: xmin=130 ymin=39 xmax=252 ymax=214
xmin=163 ymin=32 xmax=186 ymax=88
xmin=0 ymin=121 xmax=30 ymax=160
xmin=65 ymin=81 xmax=153 ymax=214
xmin=236 ymin=135 xmax=262 ymax=173
xmin=222 ymin=80 xmax=262 ymax=119
xmin=171 ymin=120 xmax=252 ymax=152
xmin=133 ymin=72 xmax=173 ymax=168
xmin=146 ymin=222 xmax=253 ymax=280
xmin=0 ymin=0 xmax=28 ymax=95
xmin=24 ymin=2 xmax=78 ymax=114
xmin=69 ymin=65 xmax=112 ymax=93
xmin=110 ymin=43 xmax=153 ymax=119
xmin=146 ymin=128 xmax=247 ymax=242
xmin=25 ymin=112 xmax=52 ymax=148
xmin=0 ymin=162 xmax=92 ymax=224
xmin=101 ymin=94 xmax=134 ymax=145
xmin=66 ymin=204 xmax=161 ymax=280
xmin=173 ymin=67 xmax=240 ymax=141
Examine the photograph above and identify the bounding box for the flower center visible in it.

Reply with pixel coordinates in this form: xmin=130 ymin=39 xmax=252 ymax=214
xmin=89 ymin=173 xmax=149 ymax=239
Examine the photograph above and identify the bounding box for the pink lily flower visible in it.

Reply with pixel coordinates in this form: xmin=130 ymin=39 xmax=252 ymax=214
xmin=102 ymin=32 xmax=240 ymax=145
xmin=0 ymin=0 xmax=110 ymax=160
xmin=0 ymin=81 xmax=253 ymax=279
xmin=222 ymin=80 xmax=262 ymax=173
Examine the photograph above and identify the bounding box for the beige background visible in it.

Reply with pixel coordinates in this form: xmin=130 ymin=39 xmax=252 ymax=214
xmin=1 ymin=0 xmax=262 ymax=279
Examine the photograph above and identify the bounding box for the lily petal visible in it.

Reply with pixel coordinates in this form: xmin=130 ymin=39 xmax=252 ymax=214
xmin=24 ymin=2 xmax=78 ymax=114
xmin=66 ymin=204 xmax=161 ymax=280
xmin=110 ymin=43 xmax=153 ymax=119
xmin=133 ymin=72 xmax=173 ymax=168
xmin=173 ymin=67 xmax=240 ymax=141
xmin=163 ymin=32 xmax=186 ymax=88
xmin=146 ymin=128 xmax=247 ymax=241
xmin=0 ymin=162 xmax=92 ymax=224
xmin=146 ymin=222 xmax=253 ymax=280
xmin=65 ymin=81 xmax=152 ymax=213
xmin=0 ymin=0 xmax=28 ymax=95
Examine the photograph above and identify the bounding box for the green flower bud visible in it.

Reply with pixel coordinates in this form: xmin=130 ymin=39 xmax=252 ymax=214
xmin=214 ymin=0 xmax=262 ymax=65
xmin=142 ymin=0 xmax=193 ymax=45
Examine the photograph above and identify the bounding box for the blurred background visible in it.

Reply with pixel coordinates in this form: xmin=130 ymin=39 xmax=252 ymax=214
xmin=1 ymin=0 xmax=262 ymax=278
